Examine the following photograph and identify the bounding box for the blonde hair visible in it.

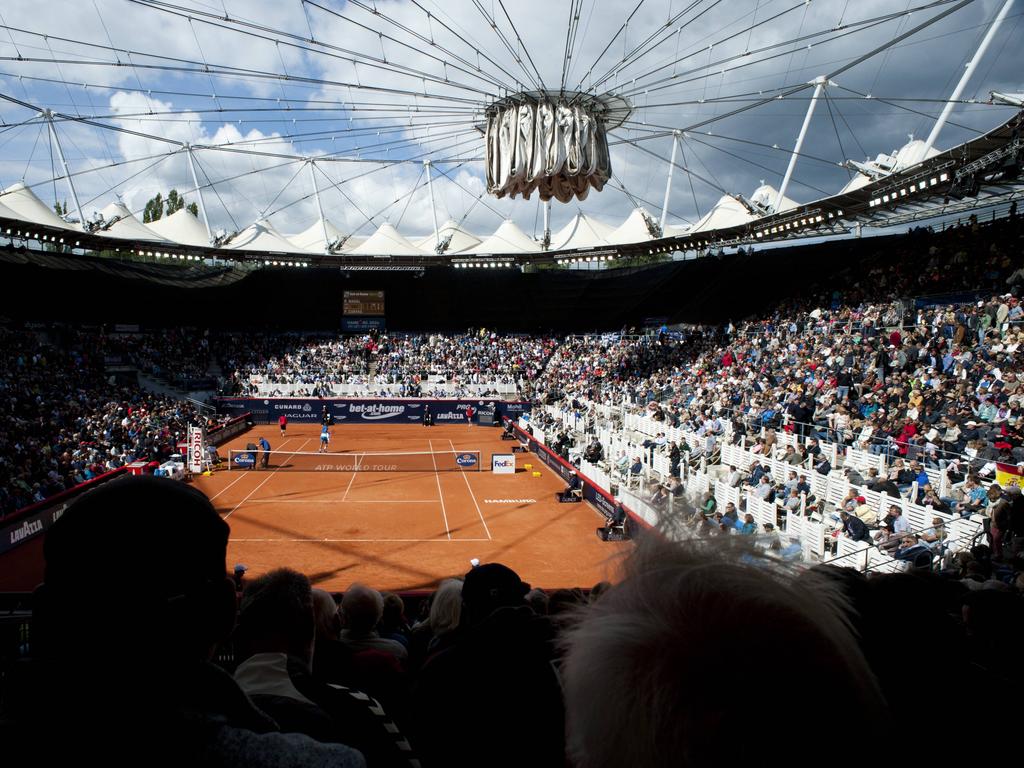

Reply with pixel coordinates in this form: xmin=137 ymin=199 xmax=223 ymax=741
xmin=428 ymin=578 xmax=464 ymax=636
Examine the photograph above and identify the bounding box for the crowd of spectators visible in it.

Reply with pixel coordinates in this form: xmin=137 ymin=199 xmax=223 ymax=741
xmin=0 ymin=328 xmax=221 ymax=516
xmin=217 ymin=330 xmax=557 ymax=398
xmin=106 ymin=328 xmax=212 ymax=387
xmin=216 ymin=333 xmax=372 ymax=397
xmin=532 ymin=219 xmax=1024 ymax=482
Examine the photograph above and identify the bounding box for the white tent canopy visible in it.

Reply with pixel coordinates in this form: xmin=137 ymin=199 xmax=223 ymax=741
xmin=607 ymin=207 xmax=658 ymax=245
xmin=348 ymin=222 xmax=425 ymax=256
xmin=413 ymin=220 xmax=482 ymax=254
xmin=146 ymin=207 xmax=211 ymax=247
xmin=551 ymin=212 xmax=615 ymax=250
xmin=468 ymin=219 xmax=541 ymax=254
xmin=0 ymin=182 xmax=79 ymax=231
xmin=691 ymin=194 xmax=756 ymax=232
xmin=288 ymin=217 xmax=344 ymax=253
xmin=96 ymin=202 xmax=169 ymax=242
xmin=226 ymin=219 xmax=311 ymax=254
xmin=0 ymin=197 xmax=24 ymax=224
xmin=663 ymin=223 xmax=692 ymax=238
xmin=338 ymin=236 xmax=367 ymax=253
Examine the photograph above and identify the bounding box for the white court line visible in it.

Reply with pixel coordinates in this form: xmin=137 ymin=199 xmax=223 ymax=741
xmin=208 ymin=437 xmax=298 ymax=501
xmin=428 ymin=439 xmax=452 ymax=541
xmin=231 ymin=537 xmax=491 ymax=543
xmin=223 ymin=438 xmax=312 ymax=520
xmin=450 ymin=439 xmax=492 ymax=540
xmin=245 ymin=499 xmax=440 ymax=504
xmin=340 ymin=454 xmax=360 ymax=502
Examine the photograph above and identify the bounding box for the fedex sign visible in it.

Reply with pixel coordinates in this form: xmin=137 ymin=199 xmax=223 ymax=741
xmin=491 ymin=454 xmax=515 ymax=474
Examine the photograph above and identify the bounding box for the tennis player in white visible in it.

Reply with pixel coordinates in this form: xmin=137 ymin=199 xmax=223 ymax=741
xmin=319 ymin=423 xmax=331 ymax=453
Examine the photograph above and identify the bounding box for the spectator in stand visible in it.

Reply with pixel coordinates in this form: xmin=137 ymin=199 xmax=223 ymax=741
xmin=881 ymin=504 xmax=909 ymax=535
xmin=893 ymin=535 xmax=934 ymax=567
xmin=839 ymin=509 xmax=872 ymax=543
xmin=233 ymin=568 xmax=415 ymax=767
xmin=339 ymin=585 xmax=408 ymax=665
xmin=412 ymin=563 xmax=563 ymax=767
xmin=408 ymin=578 xmax=463 ymax=669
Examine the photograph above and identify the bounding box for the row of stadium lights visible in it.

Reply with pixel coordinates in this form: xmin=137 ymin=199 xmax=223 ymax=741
xmin=150 ymin=251 xmax=310 ymax=267
xmin=554 ymin=254 xmax=616 ymax=265
xmin=869 ymin=173 xmax=948 ymax=208
xmin=453 ymin=261 xmax=514 ymax=268
xmin=150 ymin=252 xmax=202 ymax=260
xmin=5 ymin=229 xmax=75 ymax=245
xmin=754 ymin=211 xmax=840 ymax=239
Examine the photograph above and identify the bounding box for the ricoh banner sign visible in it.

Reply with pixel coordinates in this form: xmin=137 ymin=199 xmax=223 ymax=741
xmin=215 ymin=398 xmax=532 ymax=425
xmin=188 ymin=427 xmax=204 ymax=473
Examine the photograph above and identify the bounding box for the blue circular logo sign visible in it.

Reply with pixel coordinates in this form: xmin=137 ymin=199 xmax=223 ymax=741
xmin=456 ymin=453 xmax=478 ymax=467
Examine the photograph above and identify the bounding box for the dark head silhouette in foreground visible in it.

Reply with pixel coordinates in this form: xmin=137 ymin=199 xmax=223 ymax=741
xmin=1 ymin=476 xmax=364 ymax=768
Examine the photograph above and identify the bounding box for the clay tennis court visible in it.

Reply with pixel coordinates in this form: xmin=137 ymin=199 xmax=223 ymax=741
xmin=190 ymin=423 xmax=628 ymax=591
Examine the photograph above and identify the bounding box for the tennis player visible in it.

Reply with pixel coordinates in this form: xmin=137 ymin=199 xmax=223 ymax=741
xmin=319 ymin=423 xmax=331 ymax=453
xmin=278 ymin=414 xmax=287 ymax=437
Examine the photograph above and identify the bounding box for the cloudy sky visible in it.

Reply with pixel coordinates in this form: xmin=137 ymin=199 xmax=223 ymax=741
xmin=0 ymin=0 xmax=1020 ymax=241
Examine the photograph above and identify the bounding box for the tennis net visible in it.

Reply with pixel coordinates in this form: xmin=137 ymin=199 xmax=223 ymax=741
xmin=226 ymin=448 xmax=482 ymax=472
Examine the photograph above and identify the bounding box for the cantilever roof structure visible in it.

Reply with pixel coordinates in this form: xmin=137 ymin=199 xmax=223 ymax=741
xmin=0 ymin=0 xmax=1019 ymax=270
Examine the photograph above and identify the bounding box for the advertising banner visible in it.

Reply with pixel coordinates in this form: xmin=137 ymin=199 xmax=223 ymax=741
xmin=491 ymin=453 xmax=516 ymax=474
xmin=188 ymin=427 xmax=204 ymax=473
xmin=215 ymin=398 xmax=531 ymax=425
xmin=2 ymin=468 xmax=127 ymax=554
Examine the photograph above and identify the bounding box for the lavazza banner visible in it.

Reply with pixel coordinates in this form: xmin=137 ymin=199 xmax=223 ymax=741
xmin=2 ymin=468 xmax=127 ymax=555
xmin=215 ymin=398 xmax=532 ymax=425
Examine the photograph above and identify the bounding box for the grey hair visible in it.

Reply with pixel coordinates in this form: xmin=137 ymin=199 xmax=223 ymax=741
xmin=311 ymin=589 xmax=341 ymax=640
xmin=559 ymin=537 xmax=885 ymax=768
xmin=428 ymin=578 xmax=464 ymax=636
xmin=340 ymin=583 xmax=384 ymax=633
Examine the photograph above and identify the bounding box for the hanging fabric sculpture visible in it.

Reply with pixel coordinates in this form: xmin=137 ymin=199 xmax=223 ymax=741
xmin=485 ymin=97 xmax=612 ymax=203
